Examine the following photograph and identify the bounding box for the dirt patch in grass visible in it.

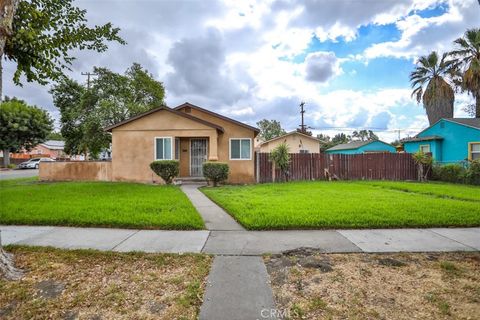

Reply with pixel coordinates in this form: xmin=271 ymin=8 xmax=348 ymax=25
xmin=265 ymin=252 xmax=480 ymax=319
xmin=0 ymin=246 xmax=212 ymax=319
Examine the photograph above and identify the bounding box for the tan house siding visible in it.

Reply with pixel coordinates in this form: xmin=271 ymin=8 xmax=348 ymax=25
xmin=40 ymin=105 xmax=258 ymax=184
xmin=40 ymin=161 xmax=111 ymax=181
xmin=111 ymin=110 xmax=219 ymax=183
xmin=259 ymin=132 xmax=320 ymax=153
xmin=176 ymin=106 xmax=256 ymax=184
xmin=110 ymin=106 xmax=257 ymax=184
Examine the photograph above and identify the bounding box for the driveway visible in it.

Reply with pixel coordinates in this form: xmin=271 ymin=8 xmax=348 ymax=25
xmin=0 ymin=169 xmax=39 ymax=180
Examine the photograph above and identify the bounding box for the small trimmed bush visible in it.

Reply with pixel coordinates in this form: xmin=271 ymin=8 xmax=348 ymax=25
xmin=203 ymin=162 xmax=229 ymax=186
xmin=465 ymin=160 xmax=480 ymax=185
xmin=432 ymin=163 xmax=466 ymax=184
xmin=150 ymin=160 xmax=179 ymax=184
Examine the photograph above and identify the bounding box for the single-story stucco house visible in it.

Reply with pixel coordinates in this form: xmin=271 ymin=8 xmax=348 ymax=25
xmin=258 ymin=131 xmax=320 ymax=153
xmin=104 ymin=102 xmax=260 ymax=184
xmin=402 ymin=118 xmax=480 ymax=164
xmin=325 ymin=140 xmax=396 ymax=154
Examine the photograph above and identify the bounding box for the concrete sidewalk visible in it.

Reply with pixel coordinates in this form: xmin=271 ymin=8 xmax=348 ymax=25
xmin=1 ymin=225 xmax=478 ymax=253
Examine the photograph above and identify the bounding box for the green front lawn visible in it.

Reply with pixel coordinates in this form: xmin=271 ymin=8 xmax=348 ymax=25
xmin=361 ymin=180 xmax=480 ymax=202
xmin=0 ymin=178 xmax=204 ymax=229
xmin=201 ymin=181 xmax=480 ymax=230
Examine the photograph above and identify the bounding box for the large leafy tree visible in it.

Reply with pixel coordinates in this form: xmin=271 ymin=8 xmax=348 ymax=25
xmin=352 ymin=129 xmax=379 ymax=141
xmin=0 ymin=98 xmax=53 ymax=166
xmin=256 ymin=119 xmax=286 ymax=141
xmin=317 ymin=132 xmax=352 ymax=151
xmin=410 ymin=51 xmax=456 ymax=125
xmin=1 ymin=0 xmax=125 ymax=94
xmin=51 ymin=64 xmax=165 ymax=158
xmin=450 ymin=28 xmax=480 ymax=118
xmin=0 ymin=0 xmax=123 ymax=279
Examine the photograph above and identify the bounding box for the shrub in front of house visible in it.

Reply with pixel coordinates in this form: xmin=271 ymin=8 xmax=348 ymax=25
xmin=150 ymin=160 xmax=179 ymax=184
xmin=203 ymin=162 xmax=229 ymax=186
xmin=432 ymin=163 xmax=466 ymax=184
xmin=465 ymin=160 xmax=480 ymax=185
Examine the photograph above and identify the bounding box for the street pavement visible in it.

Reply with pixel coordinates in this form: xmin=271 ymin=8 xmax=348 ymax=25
xmin=0 ymin=169 xmax=38 ymax=180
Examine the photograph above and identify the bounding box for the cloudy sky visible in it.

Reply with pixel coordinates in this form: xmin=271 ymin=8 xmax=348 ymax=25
xmin=4 ymin=0 xmax=480 ymax=141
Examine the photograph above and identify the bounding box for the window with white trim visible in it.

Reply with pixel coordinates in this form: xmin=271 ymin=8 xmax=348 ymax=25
xmin=155 ymin=137 xmax=172 ymax=160
xmin=470 ymin=142 xmax=480 ymax=160
xmin=230 ymin=138 xmax=251 ymax=160
xmin=419 ymin=144 xmax=430 ymax=153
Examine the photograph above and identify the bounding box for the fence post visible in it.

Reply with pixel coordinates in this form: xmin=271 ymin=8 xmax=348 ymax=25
xmin=255 ymin=151 xmax=259 ymax=183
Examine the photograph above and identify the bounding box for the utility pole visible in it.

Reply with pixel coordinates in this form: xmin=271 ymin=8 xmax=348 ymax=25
xmin=81 ymin=71 xmax=97 ymax=89
xmin=299 ymin=101 xmax=306 ymax=133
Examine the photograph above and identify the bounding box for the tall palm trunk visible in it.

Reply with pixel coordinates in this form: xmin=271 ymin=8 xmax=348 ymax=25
xmin=476 ymin=92 xmax=480 ymax=118
xmin=423 ymin=77 xmax=454 ymax=125
xmin=424 ymin=98 xmax=454 ymax=124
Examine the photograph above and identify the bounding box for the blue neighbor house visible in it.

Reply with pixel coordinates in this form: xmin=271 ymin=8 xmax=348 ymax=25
xmin=325 ymin=140 xmax=396 ymax=154
xmin=402 ymin=118 xmax=480 ymax=164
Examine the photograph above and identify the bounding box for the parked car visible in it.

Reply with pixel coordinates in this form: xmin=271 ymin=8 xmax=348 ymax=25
xmin=18 ymin=157 xmax=54 ymax=169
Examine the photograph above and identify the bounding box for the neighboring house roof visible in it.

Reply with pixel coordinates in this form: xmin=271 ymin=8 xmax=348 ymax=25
xmin=402 ymin=135 xmax=444 ymax=143
xmin=259 ymin=131 xmax=320 ymax=147
xmin=40 ymin=140 xmax=65 ymax=150
xmin=104 ymin=106 xmax=225 ymax=133
xmin=444 ymin=118 xmax=480 ymax=130
xmin=326 ymin=140 xmax=392 ymax=151
xmin=411 ymin=118 xmax=480 ymax=139
xmin=174 ymin=102 xmax=260 ymax=134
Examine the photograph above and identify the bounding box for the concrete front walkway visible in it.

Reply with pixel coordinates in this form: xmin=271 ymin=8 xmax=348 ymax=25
xmin=181 ymin=184 xmax=244 ymax=231
xmin=199 ymin=256 xmax=276 ymax=320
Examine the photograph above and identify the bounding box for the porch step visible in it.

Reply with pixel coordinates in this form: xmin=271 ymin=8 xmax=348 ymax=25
xmin=174 ymin=177 xmax=208 ymax=186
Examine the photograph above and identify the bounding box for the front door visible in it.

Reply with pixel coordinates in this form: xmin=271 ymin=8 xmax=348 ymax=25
xmin=190 ymin=139 xmax=207 ymax=176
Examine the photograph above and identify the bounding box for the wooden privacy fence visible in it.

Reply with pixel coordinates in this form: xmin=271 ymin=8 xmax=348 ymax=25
xmin=255 ymin=152 xmax=420 ymax=183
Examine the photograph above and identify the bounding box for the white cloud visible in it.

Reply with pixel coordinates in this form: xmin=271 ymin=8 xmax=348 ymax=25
xmin=304 ymin=52 xmax=342 ymax=82
xmin=363 ymin=0 xmax=480 ymax=60
xmin=4 ymin=0 xmax=478 ymax=140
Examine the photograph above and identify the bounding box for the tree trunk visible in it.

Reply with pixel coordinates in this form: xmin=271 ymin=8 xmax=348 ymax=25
xmin=2 ymin=148 xmax=9 ymax=166
xmin=476 ymin=92 xmax=480 ymax=119
xmin=425 ymin=98 xmax=454 ymax=125
xmin=0 ymin=231 xmax=22 ymax=280
xmin=0 ymin=0 xmax=19 ymax=99
xmin=417 ymin=164 xmax=424 ymax=182
xmin=0 ymin=0 xmax=22 ymax=281
xmin=0 ymin=0 xmax=19 ymax=55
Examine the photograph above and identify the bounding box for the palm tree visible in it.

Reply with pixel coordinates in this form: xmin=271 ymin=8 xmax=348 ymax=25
xmin=450 ymin=28 xmax=480 ymax=118
xmin=410 ymin=51 xmax=456 ymax=125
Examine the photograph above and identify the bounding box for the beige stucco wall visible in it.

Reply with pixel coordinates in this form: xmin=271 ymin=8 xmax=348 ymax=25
xmin=259 ymin=134 xmax=320 ymax=153
xmin=177 ymin=107 xmax=256 ymax=184
xmin=39 ymin=161 xmax=112 ymax=181
xmin=111 ymin=108 xmax=256 ymax=184
xmin=111 ymin=110 xmax=218 ymax=183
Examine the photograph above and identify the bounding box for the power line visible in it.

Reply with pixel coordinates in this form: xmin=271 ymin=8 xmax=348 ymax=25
xmin=309 ymin=126 xmax=424 ymax=132
xmin=81 ymin=72 xmax=98 ymax=89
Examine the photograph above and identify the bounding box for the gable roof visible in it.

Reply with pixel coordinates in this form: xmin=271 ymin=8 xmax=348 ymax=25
xmin=174 ymin=102 xmax=260 ymax=135
xmin=104 ymin=106 xmax=224 ymax=132
xmin=413 ymin=118 xmax=480 ymax=138
xmin=444 ymin=118 xmax=480 ymax=129
xmin=326 ymin=140 xmax=392 ymax=151
xmin=40 ymin=140 xmax=65 ymax=150
xmin=259 ymin=131 xmax=320 ymax=146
